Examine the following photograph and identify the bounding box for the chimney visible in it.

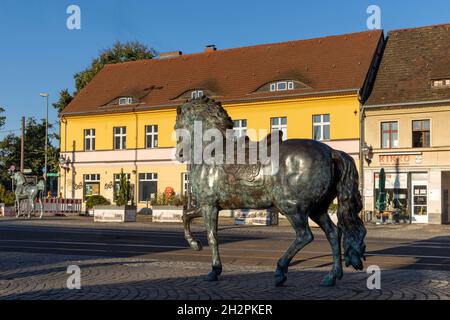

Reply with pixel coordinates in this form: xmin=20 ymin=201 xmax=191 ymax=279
xmin=204 ymin=45 xmax=217 ymax=53
xmin=159 ymin=51 xmax=182 ymax=59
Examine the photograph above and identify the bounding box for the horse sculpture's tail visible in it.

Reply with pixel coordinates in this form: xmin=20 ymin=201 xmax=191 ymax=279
xmin=332 ymin=150 xmax=366 ymax=271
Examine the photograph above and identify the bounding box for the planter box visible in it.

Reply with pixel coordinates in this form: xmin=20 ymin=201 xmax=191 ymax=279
xmin=93 ymin=205 xmax=136 ymax=223
xmin=235 ymin=209 xmax=278 ymax=226
xmin=152 ymin=206 xmax=184 ymax=223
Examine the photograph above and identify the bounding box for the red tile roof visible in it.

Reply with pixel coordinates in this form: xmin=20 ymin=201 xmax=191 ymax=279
xmin=62 ymin=30 xmax=383 ymax=116
xmin=365 ymin=23 xmax=450 ymax=107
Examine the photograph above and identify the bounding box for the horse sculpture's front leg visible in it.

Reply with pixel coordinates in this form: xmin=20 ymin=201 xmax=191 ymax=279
xmin=183 ymin=207 xmax=203 ymax=251
xmin=202 ymin=205 xmax=222 ymax=281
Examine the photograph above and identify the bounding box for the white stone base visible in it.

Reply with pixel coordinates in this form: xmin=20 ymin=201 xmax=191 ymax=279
xmin=235 ymin=209 xmax=278 ymax=226
xmin=152 ymin=207 xmax=184 ymax=223
xmin=94 ymin=206 xmax=136 ymax=223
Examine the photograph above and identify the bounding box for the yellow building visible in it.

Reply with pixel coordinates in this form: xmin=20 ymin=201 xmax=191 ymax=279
xmin=59 ymin=30 xmax=383 ymax=211
xmin=363 ymin=24 xmax=450 ymax=224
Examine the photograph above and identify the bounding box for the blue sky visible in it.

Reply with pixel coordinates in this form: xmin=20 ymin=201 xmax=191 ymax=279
xmin=0 ymin=0 xmax=449 ymax=138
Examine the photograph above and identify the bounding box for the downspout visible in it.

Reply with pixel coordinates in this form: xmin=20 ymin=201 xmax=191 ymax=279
xmin=134 ymin=112 xmax=138 ymax=206
xmin=358 ymin=89 xmax=366 ymax=219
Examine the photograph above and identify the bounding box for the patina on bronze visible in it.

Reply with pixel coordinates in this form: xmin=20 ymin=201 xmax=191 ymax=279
xmin=12 ymin=172 xmax=45 ymax=219
xmin=175 ymin=96 xmax=366 ymax=287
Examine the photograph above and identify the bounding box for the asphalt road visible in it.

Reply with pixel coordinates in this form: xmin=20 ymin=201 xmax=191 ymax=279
xmin=0 ymin=218 xmax=449 ymax=273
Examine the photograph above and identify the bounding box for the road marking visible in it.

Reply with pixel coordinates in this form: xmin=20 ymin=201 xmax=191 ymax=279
xmin=0 ymin=239 xmax=449 ymax=260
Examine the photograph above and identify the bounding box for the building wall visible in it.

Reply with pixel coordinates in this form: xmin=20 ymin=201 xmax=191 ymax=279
xmin=60 ymin=94 xmax=361 ymax=210
xmin=363 ymin=104 xmax=450 ymax=224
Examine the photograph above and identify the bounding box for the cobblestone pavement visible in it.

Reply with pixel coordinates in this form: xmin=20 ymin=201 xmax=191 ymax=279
xmin=0 ymin=252 xmax=448 ymax=300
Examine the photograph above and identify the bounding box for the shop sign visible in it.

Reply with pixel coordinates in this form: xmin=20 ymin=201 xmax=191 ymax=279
xmin=379 ymin=154 xmax=411 ymax=166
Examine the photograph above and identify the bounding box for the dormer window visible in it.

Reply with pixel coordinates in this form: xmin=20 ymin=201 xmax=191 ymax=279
xmin=270 ymin=81 xmax=295 ymax=92
xmin=118 ymin=97 xmax=133 ymax=105
xmin=191 ymin=90 xmax=204 ymax=99
xmin=432 ymin=79 xmax=450 ymax=88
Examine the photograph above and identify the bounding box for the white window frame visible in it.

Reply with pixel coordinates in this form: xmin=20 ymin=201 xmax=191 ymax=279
xmin=145 ymin=125 xmax=158 ymax=149
xmin=84 ymin=129 xmax=95 ymax=151
xmin=114 ymin=127 xmax=127 ymax=150
xmin=191 ymin=90 xmax=204 ymax=99
xmin=271 ymin=117 xmax=287 ymax=141
xmin=270 ymin=81 xmax=295 ymax=92
xmin=313 ymin=114 xmax=330 ymax=141
xmin=182 ymin=172 xmax=190 ymax=196
xmin=233 ymin=119 xmax=247 ymax=139
xmin=118 ymin=97 xmax=133 ymax=105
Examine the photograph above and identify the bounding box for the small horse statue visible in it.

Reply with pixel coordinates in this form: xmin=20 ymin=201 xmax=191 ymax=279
xmin=12 ymin=172 xmax=45 ymax=219
xmin=175 ymin=96 xmax=366 ymax=287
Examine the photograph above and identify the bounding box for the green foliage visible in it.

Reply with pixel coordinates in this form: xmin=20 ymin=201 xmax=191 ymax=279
xmin=151 ymin=192 xmax=187 ymax=207
xmin=74 ymin=41 xmax=156 ymax=93
xmin=52 ymin=89 xmax=73 ymax=115
xmin=86 ymin=195 xmax=111 ymax=209
xmin=115 ymin=169 xmax=130 ymax=206
xmin=0 ymin=184 xmax=15 ymax=206
xmin=0 ymin=106 xmax=5 ymax=130
xmin=0 ymin=117 xmax=59 ymax=188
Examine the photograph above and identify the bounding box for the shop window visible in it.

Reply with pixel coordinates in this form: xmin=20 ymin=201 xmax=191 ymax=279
xmin=113 ymin=173 xmax=131 ymax=201
xmin=139 ymin=173 xmax=158 ymax=202
xmin=412 ymin=120 xmax=430 ymax=148
xmin=381 ymin=121 xmax=398 ymax=149
xmin=83 ymin=174 xmax=100 ymax=201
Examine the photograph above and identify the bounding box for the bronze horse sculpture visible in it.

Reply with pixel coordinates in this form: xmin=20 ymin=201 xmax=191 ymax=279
xmin=175 ymin=96 xmax=366 ymax=287
xmin=12 ymin=172 xmax=45 ymax=219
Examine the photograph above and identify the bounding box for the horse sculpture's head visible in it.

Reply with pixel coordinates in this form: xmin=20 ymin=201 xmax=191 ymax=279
xmin=174 ymin=96 xmax=233 ymax=162
xmin=12 ymin=172 xmax=26 ymax=185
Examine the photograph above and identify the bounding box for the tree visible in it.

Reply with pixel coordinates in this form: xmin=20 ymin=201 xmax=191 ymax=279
xmin=53 ymin=41 xmax=157 ymax=115
xmin=52 ymin=89 xmax=73 ymax=115
xmin=0 ymin=106 xmax=5 ymax=130
xmin=115 ymin=169 xmax=130 ymax=206
xmin=74 ymin=41 xmax=157 ymax=92
xmin=0 ymin=118 xmax=59 ymax=189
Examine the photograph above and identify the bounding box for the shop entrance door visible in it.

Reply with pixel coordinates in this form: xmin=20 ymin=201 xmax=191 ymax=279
xmin=412 ymin=181 xmax=428 ymax=223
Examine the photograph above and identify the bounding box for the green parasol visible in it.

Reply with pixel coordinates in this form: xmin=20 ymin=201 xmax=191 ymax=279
xmin=376 ymin=168 xmax=386 ymax=212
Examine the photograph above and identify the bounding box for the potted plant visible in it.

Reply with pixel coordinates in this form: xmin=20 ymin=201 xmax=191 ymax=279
xmin=93 ymin=169 xmax=137 ymax=223
xmin=151 ymin=187 xmax=187 ymax=223
xmin=85 ymin=195 xmax=110 ymax=216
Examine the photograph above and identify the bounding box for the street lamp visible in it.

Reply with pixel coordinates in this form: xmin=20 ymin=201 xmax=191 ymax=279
xmin=40 ymin=93 xmax=49 ymax=181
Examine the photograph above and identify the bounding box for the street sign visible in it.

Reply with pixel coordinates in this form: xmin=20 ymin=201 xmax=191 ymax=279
xmin=23 ymin=169 xmax=32 ymax=174
xmin=47 ymin=173 xmax=59 ymax=177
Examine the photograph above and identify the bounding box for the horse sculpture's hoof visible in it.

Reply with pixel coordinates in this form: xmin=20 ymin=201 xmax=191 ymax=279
xmin=205 ymin=271 xmax=219 ymax=282
xmin=320 ymin=274 xmax=337 ymax=287
xmin=190 ymin=240 xmax=203 ymax=251
xmin=274 ymin=273 xmax=287 ymax=287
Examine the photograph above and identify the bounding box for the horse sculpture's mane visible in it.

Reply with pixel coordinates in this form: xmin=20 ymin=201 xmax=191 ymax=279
xmin=180 ymin=96 xmax=234 ymax=134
